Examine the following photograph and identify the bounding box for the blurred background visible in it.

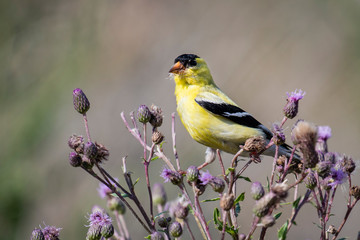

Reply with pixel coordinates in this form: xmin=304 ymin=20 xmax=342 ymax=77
xmin=1 ymin=0 xmax=360 ymax=239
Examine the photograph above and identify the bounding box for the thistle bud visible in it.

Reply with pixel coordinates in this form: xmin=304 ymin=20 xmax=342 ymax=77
xmin=84 ymin=142 xmax=98 ymax=161
xmin=86 ymin=225 xmax=101 ymax=240
xmin=69 ymin=152 xmax=82 ymax=167
xmin=152 ymin=131 xmax=164 ymax=145
xmin=244 ymin=136 xmax=266 ymax=154
xmin=305 ymin=171 xmax=317 ymax=189
xmin=283 ymin=89 xmax=305 ymax=119
xmin=149 ymin=105 xmax=163 ymax=128
xmin=251 ymin=182 xmax=265 ymax=200
xmin=137 ymin=105 xmax=151 ymax=123
xmin=350 ymin=186 xmax=360 ymax=200
xmin=321 ymin=177 xmax=332 ymax=190
xmin=107 ymin=197 xmax=126 ymax=214
xmin=100 ymin=223 xmax=114 ymax=238
xmin=186 ymin=165 xmax=199 ymax=182
xmin=169 ymin=221 xmax=182 ymax=237
xmin=31 ymin=228 xmax=44 ymax=240
xmin=151 ymin=232 xmax=164 ymax=240
xmin=338 ymin=155 xmax=356 ymax=174
xmin=261 ymin=215 xmax=276 ymax=228
xmin=68 ymin=134 xmax=84 ymax=154
xmin=316 ymin=161 xmax=332 ymax=178
xmin=152 ymin=183 xmax=167 ymax=206
xmin=73 ymin=88 xmax=90 ymax=114
xmin=210 ymin=177 xmax=225 ymax=193
xmin=161 ymin=168 xmax=182 ymax=185
xmin=220 ymin=193 xmax=235 ymax=211
xmin=272 ymin=124 xmax=286 ymax=146
xmin=174 ymin=202 xmax=189 ymax=219
xmin=157 ymin=217 xmax=170 ymax=228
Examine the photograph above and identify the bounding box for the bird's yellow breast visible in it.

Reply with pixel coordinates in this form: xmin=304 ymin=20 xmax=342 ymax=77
xmin=174 ymin=80 xmax=263 ymax=154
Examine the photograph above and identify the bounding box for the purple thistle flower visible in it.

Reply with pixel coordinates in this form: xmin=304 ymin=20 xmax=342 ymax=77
xmin=199 ymin=170 xmax=214 ymax=185
xmin=97 ymin=178 xmax=118 ymax=199
xmin=328 ymin=167 xmax=347 ymax=188
xmin=161 ymin=168 xmax=173 ymax=183
xmin=41 ymin=225 xmax=61 ymax=240
xmin=88 ymin=209 xmax=112 ymax=227
xmin=286 ymin=89 xmax=306 ymax=102
xmin=318 ymin=126 xmax=332 ymax=141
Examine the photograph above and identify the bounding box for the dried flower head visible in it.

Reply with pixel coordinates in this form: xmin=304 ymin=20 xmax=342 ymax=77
xmin=244 ymin=136 xmax=266 ymax=153
xmin=271 ymin=182 xmax=289 ymax=200
xmin=283 ymin=89 xmax=305 ymax=119
xmin=253 ymin=192 xmax=277 ymax=217
xmin=260 ymin=215 xmax=276 ymax=228
xmin=205 ymin=147 xmax=216 ymax=164
xmin=338 ymin=155 xmax=356 ymax=174
xmin=316 ymin=161 xmax=332 ymax=178
xmin=220 ymin=193 xmax=235 ymax=211
xmin=152 ymin=131 xmax=164 ymax=145
xmin=84 ymin=142 xmax=98 ymax=161
xmin=69 ymin=152 xmax=82 ymax=167
xmin=95 ymin=142 xmax=109 ymax=162
xmin=272 ymin=123 xmax=286 ymax=145
xmin=73 ymin=88 xmax=90 ymax=114
xmin=350 ymin=186 xmax=360 ymax=200
xmin=68 ymin=134 xmax=84 ymax=154
xmin=149 ymin=104 xmax=163 ymax=128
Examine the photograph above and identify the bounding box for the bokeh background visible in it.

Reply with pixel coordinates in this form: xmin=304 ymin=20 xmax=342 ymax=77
xmin=1 ymin=0 xmax=360 ymax=239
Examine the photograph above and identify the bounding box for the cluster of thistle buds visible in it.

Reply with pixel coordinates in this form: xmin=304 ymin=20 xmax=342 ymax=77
xmin=31 ymin=225 xmax=61 ymax=240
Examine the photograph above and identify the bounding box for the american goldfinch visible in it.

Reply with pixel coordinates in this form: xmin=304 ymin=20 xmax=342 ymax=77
xmin=169 ymin=54 xmax=294 ymax=159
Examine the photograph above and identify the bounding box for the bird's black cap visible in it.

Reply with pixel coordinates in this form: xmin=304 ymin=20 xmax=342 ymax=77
xmin=174 ymin=54 xmax=200 ymax=68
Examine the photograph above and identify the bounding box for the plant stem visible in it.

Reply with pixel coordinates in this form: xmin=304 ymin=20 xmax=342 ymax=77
xmin=83 ymin=113 xmax=92 ymax=142
xmin=172 ymin=113 xmax=181 ymax=170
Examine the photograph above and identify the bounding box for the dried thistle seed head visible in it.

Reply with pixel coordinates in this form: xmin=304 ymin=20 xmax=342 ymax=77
xmin=305 ymin=171 xmax=317 ymax=189
xmin=100 ymin=222 xmax=114 ymax=238
xmin=291 ymin=120 xmax=318 ymax=146
xmin=68 ymin=134 xmax=84 ymax=153
xmin=169 ymin=221 xmax=183 ymax=238
xmin=174 ymin=202 xmax=189 ymax=219
xmin=251 ymin=182 xmax=265 ymax=200
xmin=316 ymin=161 xmax=333 ymax=178
xmin=107 ymin=197 xmax=126 ymax=214
xmin=73 ymin=88 xmax=90 ymax=114
xmin=69 ymin=152 xmax=82 ymax=167
xmin=327 ymin=225 xmax=337 ymax=235
xmin=194 ymin=180 xmax=207 ymax=196
xmin=137 ymin=105 xmax=152 ymax=124
xmin=350 ymin=186 xmax=360 ymax=199
xmin=152 ymin=183 xmax=167 ymax=206
xmin=220 ymin=193 xmax=235 ymax=211
xmin=244 ymin=136 xmax=266 ymax=153
xmin=157 ymin=217 xmax=170 ymax=228
xmin=151 ymin=231 xmax=164 ymax=240
xmin=31 ymin=228 xmax=45 ymax=240
xmin=210 ymin=177 xmax=225 ymax=193
xmin=186 ymin=165 xmax=199 ymax=182
xmin=84 ymin=142 xmax=98 ymax=161
xmin=149 ymin=104 xmax=163 ymax=128
xmin=283 ymin=89 xmax=305 ymax=119
xmin=95 ymin=142 xmax=109 ymax=162
xmin=271 ymin=182 xmax=288 ymax=200
xmin=253 ymin=192 xmax=277 ymax=217
xmin=261 ymin=215 xmax=276 ymax=228
xmin=272 ymin=124 xmax=286 ymax=145
xmin=81 ymin=156 xmax=94 ymax=170
xmin=152 ymin=131 xmax=164 ymax=145
xmin=276 ymin=155 xmax=287 ymax=166
xmin=338 ymin=155 xmax=356 ymax=174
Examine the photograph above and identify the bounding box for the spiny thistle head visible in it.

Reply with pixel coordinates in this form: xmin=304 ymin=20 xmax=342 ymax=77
xmin=174 ymin=202 xmax=189 ymax=219
xmin=272 ymin=123 xmax=286 ymax=146
xmin=31 ymin=228 xmax=44 ymax=240
xmin=244 ymin=136 xmax=266 ymax=153
xmin=220 ymin=193 xmax=235 ymax=211
xmin=253 ymin=192 xmax=277 ymax=217
xmin=95 ymin=142 xmax=109 ymax=163
xmin=151 ymin=232 xmax=165 ymax=240
xmin=149 ymin=104 xmax=163 ymax=128
xmin=100 ymin=222 xmax=114 ymax=238
xmin=283 ymin=89 xmax=305 ymax=119
xmin=251 ymin=182 xmax=265 ymax=200
xmin=210 ymin=177 xmax=225 ymax=193
xmin=157 ymin=217 xmax=170 ymax=228
xmin=87 ymin=208 xmax=112 ymax=227
xmin=41 ymin=225 xmax=61 ymax=240
xmin=271 ymin=182 xmax=289 ymax=200
xmin=316 ymin=161 xmax=333 ymax=178
xmin=86 ymin=225 xmax=101 ymax=240
xmin=69 ymin=152 xmax=82 ymax=167
xmin=350 ymin=186 xmax=360 ymax=200
xmin=305 ymin=171 xmax=317 ymax=189
xmin=152 ymin=183 xmax=167 ymax=206
xmin=337 ymin=155 xmax=356 ymax=174
xmin=169 ymin=221 xmax=183 ymax=237
xmin=73 ymin=88 xmax=90 ymax=114
xmin=160 ymin=168 xmax=182 ymax=185
xmin=186 ymin=165 xmax=199 ymax=182
xmin=137 ymin=105 xmax=152 ymax=123
xmin=84 ymin=142 xmax=98 ymax=161
xmin=152 ymin=131 xmax=164 ymax=145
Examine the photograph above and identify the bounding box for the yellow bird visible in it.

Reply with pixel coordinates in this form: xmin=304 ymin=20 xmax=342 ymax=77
xmin=169 ymin=54 xmax=294 ymax=158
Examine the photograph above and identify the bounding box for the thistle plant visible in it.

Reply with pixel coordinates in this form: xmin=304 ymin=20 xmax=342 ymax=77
xmin=30 ymin=88 xmax=359 ymax=239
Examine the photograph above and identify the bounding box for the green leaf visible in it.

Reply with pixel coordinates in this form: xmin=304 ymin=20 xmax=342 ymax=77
xmin=234 ymin=192 xmax=245 ymax=204
xmin=293 ymin=196 xmax=301 ymax=209
xmin=274 ymin=212 xmax=282 ymax=220
xmin=154 ymin=211 xmax=169 ymax=219
xmin=266 ymin=176 xmax=270 ymax=192
xmin=278 ymin=220 xmax=288 ymax=240
xmin=151 ymin=156 xmax=159 ymax=162
xmin=133 ymin=177 xmax=140 ymax=187
xmin=144 ymin=235 xmax=151 ymax=239
xmin=110 ymin=193 xmax=130 ymax=198
xmin=337 ymin=238 xmax=348 ymax=240
xmin=234 ymin=203 xmax=241 ymax=217
xmin=225 ymin=167 xmax=235 ymax=176
xmin=237 ymin=175 xmax=251 ymax=182
xmin=159 ymin=141 xmax=166 ymax=148
xmin=213 ymin=208 xmax=221 ymax=225
xmin=202 ymin=197 xmax=220 ymax=203
xmin=312 ymin=222 xmax=322 ymax=229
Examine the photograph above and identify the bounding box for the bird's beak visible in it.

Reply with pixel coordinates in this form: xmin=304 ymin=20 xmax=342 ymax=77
xmin=169 ymin=61 xmax=185 ymax=74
